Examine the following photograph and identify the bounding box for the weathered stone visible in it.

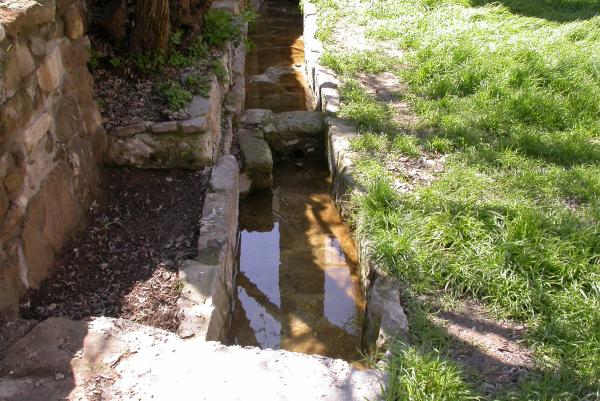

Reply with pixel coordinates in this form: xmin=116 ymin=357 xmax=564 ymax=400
xmin=179 ymin=156 xmax=239 ymax=341
xmin=0 ymin=185 xmax=8 ymax=220
xmin=59 ymin=35 xmax=90 ymax=70
xmin=150 ymin=121 xmax=178 ymax=134
xmin=361 ymin=276 xmax=410 ymax=353
xmin=3 ymin=48 xmax=22 ymax=98
xmin=23 ymin=112 xmax=53 ymax=151
xmin=62 ymin=5 xmax=83 ymax=39
xmin=112 ymin=121 xmax=146 ymax=137
xmin=262 ymin=111 xmax=326 ymax=160
xmin=28 ymin=34 xmax=46 ymax=56
xmin=1 ymin=89 xmax=34 ymax=132
xmin=15 ymin=38 xmax=36 ymax=77
xmin=4 ymin=169 xmax=26 ymax=199
xmin=239 ymin=172 xmax=251 ymax=198
xmin=241 ymin=109 xmax=273 ymax=126
xmin=54 ymin=96 xmax=83 ymax=142
xmin=0 ymin=262 xmax=25 ymax=319
xmin=0 ymin=0 xmax=55 ymax=36
xmin=0 ymin=317 xmax=87 ymax=376
xmin=21 ymin=190 xmax=56 ymax=289
xmin=61 ymin=65 xmax=93 ymax=101
xmin=180 ymin=117 xmax=208 ymax=134
xmin=41 ymin=164 xmax=82 ymax=251
xmin=238 ymin=131 xmax=273 ymax=190
xmin=0 ymin=317 xmax=381 ymax=400
xmin=36 ymin=47 xmax=63 ymax=92
xmin=106 ymin=131 xmax=212 ymax=169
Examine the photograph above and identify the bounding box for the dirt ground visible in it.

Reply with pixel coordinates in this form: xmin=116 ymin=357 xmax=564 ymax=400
xmin=19 ymin=167 xmax=209 ymax=332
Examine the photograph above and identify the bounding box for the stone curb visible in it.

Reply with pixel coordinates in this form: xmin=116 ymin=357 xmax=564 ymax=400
xmin=303 ymin=1 xmax=410 ymax=353
xmin=177 ymin=155 xmax=239 ymax=341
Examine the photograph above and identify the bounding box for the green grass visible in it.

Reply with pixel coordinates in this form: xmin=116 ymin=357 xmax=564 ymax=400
xmin=310 ymin=0 xmax=600 ymax=399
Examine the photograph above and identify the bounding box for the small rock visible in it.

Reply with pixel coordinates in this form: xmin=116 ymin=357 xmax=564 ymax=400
xmin=0 ymin=24 xmax=5 ymax=42
xmin=54 ymin=373 xmax=65 ymax=380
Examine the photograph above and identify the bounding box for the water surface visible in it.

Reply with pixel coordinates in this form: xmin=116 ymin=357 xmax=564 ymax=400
xmin=228 ymin=164 xmax=365 ymax=361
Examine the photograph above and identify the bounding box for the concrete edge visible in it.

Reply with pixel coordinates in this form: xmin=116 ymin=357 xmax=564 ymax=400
xmin=177 ymin=155 xmax=240 ymax=342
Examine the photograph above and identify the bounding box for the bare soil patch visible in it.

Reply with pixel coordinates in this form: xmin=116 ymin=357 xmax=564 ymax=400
xmin=19 ymin=167 xmax=209 ymax=332
xmin=429 ymin=299 xmax=534 ymax=396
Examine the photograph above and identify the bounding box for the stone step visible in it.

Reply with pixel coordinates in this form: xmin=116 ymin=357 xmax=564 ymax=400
xmin=0 ymin=317 xmax=383 ymax=401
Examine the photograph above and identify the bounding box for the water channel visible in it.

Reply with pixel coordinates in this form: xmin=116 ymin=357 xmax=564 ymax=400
xmin=227 ymin=0 xmax=365 ymax=362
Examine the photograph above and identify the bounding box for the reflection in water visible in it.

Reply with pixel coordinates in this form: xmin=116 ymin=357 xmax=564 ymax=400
xmin=240 ymin=222 xmax=281 ymax=307
xmin=245 ymin=0 xmax=310 ymax=112
xmin=228 ymin=164 xmax=365 ymax=362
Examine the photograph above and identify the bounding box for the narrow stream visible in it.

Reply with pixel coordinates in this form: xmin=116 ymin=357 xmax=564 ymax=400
xmin=228 ymin=0 xmax=365 ymax=362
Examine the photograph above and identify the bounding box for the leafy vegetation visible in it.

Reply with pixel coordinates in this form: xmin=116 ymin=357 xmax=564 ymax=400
xmin=310 ymin=0 xmax=600 ymax=399
xmin=158 ymin=80 xmax=193 ymax=111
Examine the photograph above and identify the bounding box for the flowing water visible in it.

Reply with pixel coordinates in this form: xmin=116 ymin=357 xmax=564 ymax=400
xmin=228 ymin=0 xmax=365 ymax=362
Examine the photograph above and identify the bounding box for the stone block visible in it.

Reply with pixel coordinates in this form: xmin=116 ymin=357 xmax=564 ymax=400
xmin=36 ymin=46 xmax=63 ymax=92
xmin=15 ymin=38 xmax=36 ymax=78
xmin=59 ymin=35 xmax=90 ymax=70
xmin=0 ymin=0 xmax=56 ymax=36
xmin=54 ymin=96 xmax=84 ymax=142
xmin=41 ymin=164 xmax=82 ymax=251
xmin=238 ymin=130 xmax=272 ymax=190
xmin=0 ymin=185 xmax=8 ymax=220
xmin=21 ymin=191 xmax=56 ymax=289
xmin=28 ymin=34 xmax=47 ymax=56
xmin=150 ymin=121 xmax=178 ymax=134
xmin=3 ymin=48 xmax=23 ymax=99
xmin=23 ymin=112 xmax=53 ymax=151
xmin=180 ymin=117 xmax=208 ymax=134
xmin=1 ymin=90 xmax=34 ymax=133
xmin=361 ymin=275 xmax=410 ymax=353
xmin=111 ymin=121 xmax=146 ymax=137
xmin=62 ymin=5 xmax=83 ymax=39
xmin=241 ymin=109 xmax=273 ymax=126
xmin=106 ymin=131 xmax=213 ymax=169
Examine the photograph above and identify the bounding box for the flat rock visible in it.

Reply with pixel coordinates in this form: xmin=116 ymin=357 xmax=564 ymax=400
xmin=238 ymin=130 xmax=272 ymax=190
xmin=0 ymin=317 xmax=383 ymax=400
xmin=362 ymin=275 xmax=410 ymax=353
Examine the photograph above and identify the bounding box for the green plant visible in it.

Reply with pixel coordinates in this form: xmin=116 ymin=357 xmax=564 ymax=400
xmin=159 ymin=80 xmax=193 ymax=111
xmin=203 ymin=9 xmax=240 ymax=48
xmin=185 ymin=73 xmax=211 ymax=97
xmin=170 ymin=30 xmax=184 ymax=46
xmin=109 ymin=57 xmax=123 ymax=68
xmin=168 ymin=51 xmax=193 ymax=68
xmin=426 ymin=137 xmax=453 ymax=154
xmin=212 ymin=59 xmax=228 ymax=83
xmin=392 ymin=135 xmax=421 ymax=157
xmin=189 ymin=37 xmax=209 ymax=60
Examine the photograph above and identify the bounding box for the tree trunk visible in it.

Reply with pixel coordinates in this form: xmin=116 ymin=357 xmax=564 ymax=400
xmin=131 ymin=0 xmax=171 ymax=53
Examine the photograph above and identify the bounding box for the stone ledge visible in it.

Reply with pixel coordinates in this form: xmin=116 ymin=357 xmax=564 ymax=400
xmin=177 ymin=155 xmax=239 ymax=342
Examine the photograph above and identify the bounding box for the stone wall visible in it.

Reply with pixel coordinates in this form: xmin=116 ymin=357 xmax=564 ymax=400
xmin=0 ymin=0 xmax=107 ymax=317
xmin=106 ymin=0 xmax=250 ymax=169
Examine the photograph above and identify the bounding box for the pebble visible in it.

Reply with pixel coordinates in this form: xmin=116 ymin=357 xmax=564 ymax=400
xmin=55 ymin=373 xmax=65 ymax=381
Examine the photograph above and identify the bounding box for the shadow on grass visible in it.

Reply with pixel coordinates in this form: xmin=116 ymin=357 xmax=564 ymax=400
xmin=384 ymin=295 xmax=600 ymax=401
xmin=469 ymin=0 xmax=600 ymax=22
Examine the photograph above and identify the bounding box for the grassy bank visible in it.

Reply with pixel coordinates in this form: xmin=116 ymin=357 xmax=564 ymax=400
xmin=307 ymin=0 xmax=600 ymax=399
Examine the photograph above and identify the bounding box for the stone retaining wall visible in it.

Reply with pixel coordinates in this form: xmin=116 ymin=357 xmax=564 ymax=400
xmin=106 ymin=0 xmax=253 ymax=169
xmin=303 ymin=1 xmax=410 ymax=352
xmin=177 ymin=155 xmax=239 ymax=341
xmin=0 ymin=0 xmax=107 ymax=317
